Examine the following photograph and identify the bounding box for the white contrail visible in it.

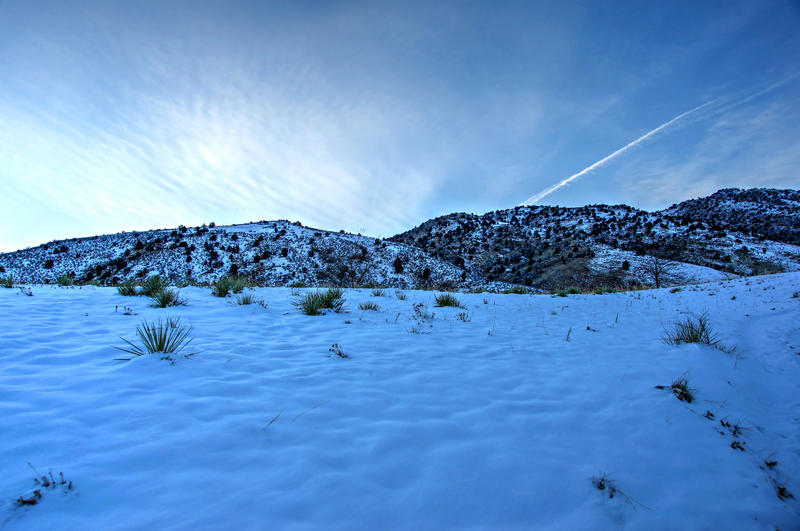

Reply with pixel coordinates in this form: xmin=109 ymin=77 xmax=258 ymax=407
xmin=521 ymin=100 xmax=716 ymax=205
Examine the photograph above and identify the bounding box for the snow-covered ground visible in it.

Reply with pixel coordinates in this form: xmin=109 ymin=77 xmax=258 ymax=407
xmin=1 ymin=273 xmax=799 ymax=529
xmin=587 ymin=244 xmax=734 ymax=285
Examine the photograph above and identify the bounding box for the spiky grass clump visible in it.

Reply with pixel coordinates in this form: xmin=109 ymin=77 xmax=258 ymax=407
xmin=212 ymin=276 xmax=249 ymax=297
xmin=593 ymin=286 xmax=617 ymax=294
xmin=359 ymin=301 xmax=380 ymax=311
xmin=371 ymin=288 xmax=386 ymax=297
xmin=294 ymin=287 xmax=346 ymax=315
xmin=55 ymin=274 xmax=75 ymax=286
xmin=229 ymin=277 xmax=248 ymax=294
xmin=433 ymin=293 xmax=465 ymax=308
xmin=0 ymin=275 xmax=13 ymax=288
xmin=235 ymin=292 xmax=266 ymax=307
xmin=140 ymin=276 xmax=168 ymax=297
xmin=212 ymin=277 xmax=232 ymax=297
xmin=504 ymin=286 xmax=530 ymax=295
xmin=662 ymin=312 xmax=733 ymax=352
xmin=117 ymin=279 xmax=137 ymax=296
xmin=149 ymin=288 xmax=188 ymax=308
xmin=553 ymin=287 xmax=581 ymax=297
xmin=115 ymin=318 xmax=194 ymax=360
xmin=395 ymin=291 xmax=407 ymax=301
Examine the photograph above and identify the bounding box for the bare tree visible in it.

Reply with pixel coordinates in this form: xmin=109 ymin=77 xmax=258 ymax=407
xmin=641 ymin=256 xmax=674 ymax=288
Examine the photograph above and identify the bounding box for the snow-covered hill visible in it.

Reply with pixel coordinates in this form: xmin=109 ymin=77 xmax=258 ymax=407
xmin=391 ymin=188 xmax=800 ymax=289
xmin=1 ymin=273 xmax=798 ymax=528
xmin=0 ymin=220 xmax=489 ymax=289
xmin=1 ymin=188 xmax=798 ymax=290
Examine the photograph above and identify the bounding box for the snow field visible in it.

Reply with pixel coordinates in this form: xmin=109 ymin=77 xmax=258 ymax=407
xmin=1 ymin=274 xmax=799 ymax=529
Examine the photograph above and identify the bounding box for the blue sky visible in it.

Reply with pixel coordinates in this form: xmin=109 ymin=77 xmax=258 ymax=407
xmin=1 ymin=0 xmax=798 ymax=251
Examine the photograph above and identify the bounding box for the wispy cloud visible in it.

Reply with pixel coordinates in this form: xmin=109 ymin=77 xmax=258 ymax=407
xmin=1 ymin=1 xmax=798 ymax=251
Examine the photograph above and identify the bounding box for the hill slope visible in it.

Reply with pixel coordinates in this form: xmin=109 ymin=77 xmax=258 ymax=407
xmin=0 ymin=220 xmax=481 ymax=288
xmin=1 ymin=188 xmax=798 ymax=289
xmin=390 ymin=188 xmax=800 ymax=289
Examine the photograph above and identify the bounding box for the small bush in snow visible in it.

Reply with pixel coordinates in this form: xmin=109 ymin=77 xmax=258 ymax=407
xmin=140 ymin=275 xmax=168 ymax=297
xmin=371 ymin=288 xmax=386 ymax=297
xmin=504 ymin=286 xmax=530 ymax=294
xmin=395 ymin=291 xmax=407 ymax=301
xmin=0 ymin=275 xmax=13 ymax=288
xmin=229 ymin=276 xmax=248 ymax=294
xmin=553 ymin=287 xmax=580 ymax=297
xmin=593 ymin=286 xmax=617 ymax=294
xmin=669 ymin=375 xmax=694 ymax=403
xmin=115 ymin=317 xmax=194 ymax=360
xmin=662 ymin=312 xmax=734 ymax=352
xmin=235 ymin=292 xmax=266 ymax=308
xmin=359 ymin=301 xmax=380 ymax=311
xmin=212 ymin=276 xmax=233 ymax=297
xmin=117 ymin=279 xmax=137 ymax=296
xmin=294 ymin=287 xmax=346 ymax=315
xmin=56 ymin=274 xmax=75 ymax=286
xmin=149 ymin=288 xmax=188 ymax=308
xmin=434 ymin=293 xmax=464 ymax=308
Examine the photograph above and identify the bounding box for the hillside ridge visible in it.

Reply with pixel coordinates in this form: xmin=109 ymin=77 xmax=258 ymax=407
xmin=2 ymin=187 xmax=798 ymax=289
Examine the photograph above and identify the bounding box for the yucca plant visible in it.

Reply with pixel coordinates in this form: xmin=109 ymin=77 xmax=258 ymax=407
xmin=395 ymin=290 xmax=407 ymax=301
xmin=358 ymin=301 xmax=380 ymax=311
xmin=117 ymin=279 xmax=137 ymax=296
xmin=553 ymin=287 xmax=581 ymax=297
xmin=0 ymin=275 xmax=13 ymax=288
xmin=114 ymin=318 xmax=195 ymax=360
xmin=433 ymin=293 xmax=464 ymax=308
xmin=212 ymin=276 xmax=233 ymax=297
xmin=229 ymin=276 xmax=248 ymax=294
xmin=149 ymin=288 xmax=188 ymax=308
xmin=235 ymin=292 xmax=266 ymax=307
xmin=593 ymin=286 xmax=617 ymax=294
xmin=504 ymin=286 xmax=530 ymax=295
xmin=55 ymin=274 xmax=75 ymax=286
xmin=140 ymin=275 xmax=168 ymax=297
xmin=371 ymin=288 xmax=386 ymax=297
xmin=320 ymin=287 xmax=346 ymax=312
xmin=293 ymin=287 xmax=346 ymax=315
